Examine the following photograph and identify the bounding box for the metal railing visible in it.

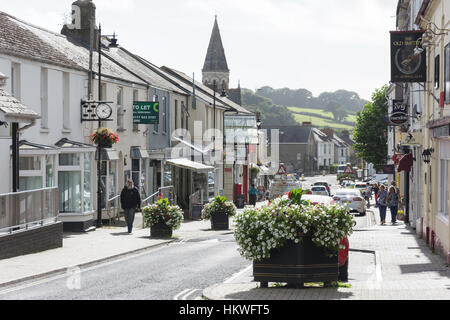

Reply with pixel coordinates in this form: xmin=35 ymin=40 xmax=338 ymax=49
xmin=105 ymin=194 xmax=120 ymax=225
xmin=140 ymin=186 xmax=176 ymax=228
xmin=142 ymin=186 xmax=176 ymax=208
xmin=0 ymin=187 xmax=59 ymax=234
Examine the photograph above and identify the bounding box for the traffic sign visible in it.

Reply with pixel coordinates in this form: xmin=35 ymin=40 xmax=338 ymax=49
xmin=344 ymin=165 xmax=354 ymax=174
xmin=277 ymin=165 xmax=287 ymax=175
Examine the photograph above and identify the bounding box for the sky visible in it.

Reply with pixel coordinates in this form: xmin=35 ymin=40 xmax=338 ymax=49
xmin=1 ymin=0 xmax=398 ymax=101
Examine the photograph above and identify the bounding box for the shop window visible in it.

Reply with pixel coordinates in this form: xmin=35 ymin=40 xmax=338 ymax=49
xmin=20 ymin=157 xmax=41 ymax=171
xmin=19 ymin=177 xmax=43 ymax=191
xmin=46 ymin=156 xmax=54 ymax=188
xmin=59 ymin=153 xmax=80 ymax=166
xmin=58 ymin=171 xmax=82 ymax=213
xmin=84 ymin=154 xmax=92 ymax=211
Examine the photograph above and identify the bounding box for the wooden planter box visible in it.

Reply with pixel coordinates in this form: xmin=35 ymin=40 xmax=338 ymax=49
xmin=253 ymin=235 xmax=338 ymax=287
xmin=211 ymin=212 xmax=229 ymax=230
xmin=150 ymin=219 xmax=173 ymax=238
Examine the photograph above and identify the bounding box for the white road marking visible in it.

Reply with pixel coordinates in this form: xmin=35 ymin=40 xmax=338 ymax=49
xmin=224 ymin=264 xmax=253 ymax=284
xmin=173 ymin=288 xmax=192 ymax=300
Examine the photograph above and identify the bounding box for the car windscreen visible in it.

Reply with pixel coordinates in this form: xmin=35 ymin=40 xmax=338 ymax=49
xmin=312 ymin=187 xmax=326 ymax=191
xmin=335 ymin=192 xmax=359 ymax=197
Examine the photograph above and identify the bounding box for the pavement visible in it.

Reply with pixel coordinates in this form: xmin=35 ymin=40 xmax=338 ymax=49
xmin=2 ymin=201 xmax=450 ymax=300
xmin=203 ymin=207 xmax=450 ymax=300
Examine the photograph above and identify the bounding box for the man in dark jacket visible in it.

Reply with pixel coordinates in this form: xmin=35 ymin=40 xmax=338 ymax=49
xmin=120 ymin=179 xmax=141 ymax=234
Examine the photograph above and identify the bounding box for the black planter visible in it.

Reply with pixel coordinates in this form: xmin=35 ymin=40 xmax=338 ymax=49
xmin=150 ymin=219 xmax=173 ymax=238
xmin=211 ymin=212 xmax=229 ymax=230
xmin=253 ymin=235 xmax=338 ymax=288
xmin=98 ymin=140 xmax=113 ymax=148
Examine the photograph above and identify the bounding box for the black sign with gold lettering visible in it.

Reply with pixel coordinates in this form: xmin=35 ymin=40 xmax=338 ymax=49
xmin=390 ymin=31 xmax=426 ymax=83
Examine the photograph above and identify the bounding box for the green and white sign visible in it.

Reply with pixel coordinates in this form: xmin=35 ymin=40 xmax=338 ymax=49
xmin=133 ymin=101 xmax=159 ymax=125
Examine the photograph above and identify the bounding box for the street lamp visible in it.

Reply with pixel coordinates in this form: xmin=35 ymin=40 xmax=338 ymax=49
xmin=422 ymin=148 xmax=434 ymax=164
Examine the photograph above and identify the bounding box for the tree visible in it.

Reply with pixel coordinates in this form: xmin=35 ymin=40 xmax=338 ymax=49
xmin=352 ymin=86 xmax=389 ymax=171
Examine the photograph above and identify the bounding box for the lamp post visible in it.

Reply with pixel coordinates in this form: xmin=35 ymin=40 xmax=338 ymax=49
xmin=97 ymin=23 xmax=103 ymax=228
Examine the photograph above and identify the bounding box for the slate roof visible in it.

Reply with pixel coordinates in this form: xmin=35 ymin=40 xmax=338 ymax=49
xmin=0 ymin=11 xmax=146 ymax=86
xmin=263 ymin=126 xmax=313 ymax=144
xmin=202 ymin=17 xmax=229 ymax=73
xmin=100 ymin=39 xmax=188 ymax=95
xmin=0 ymin=89 xmax=40 ymax=122
xmin=312 ymin=128 xmax=334 ymax=143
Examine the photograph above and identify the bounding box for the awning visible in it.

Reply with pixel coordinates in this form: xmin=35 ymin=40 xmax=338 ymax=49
xmin=130 ymin=146 xmax=149 ymax=159
xmin=397 ymin=153 xmax=413 ymax=172
xmin=166 ymin=158 xmax=214 ymax=173
xmin=95 ymin=149 xmax=119 ymax=161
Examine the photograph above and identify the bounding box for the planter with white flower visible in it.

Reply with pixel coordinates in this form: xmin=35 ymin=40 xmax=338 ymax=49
xmin=143 ymin=198 xmax=184 ymax=238
xmin=234 ymin=189 xmax=355 ymax=288
xmin=202 ymin=196 xmax=237 ymax=230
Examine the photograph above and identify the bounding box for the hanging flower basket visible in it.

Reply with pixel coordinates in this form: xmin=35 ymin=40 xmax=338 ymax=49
xmin=90 ymin=128 xmax=119 ymax=148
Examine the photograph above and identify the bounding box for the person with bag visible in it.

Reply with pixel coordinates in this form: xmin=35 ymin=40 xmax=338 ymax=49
xmin=387 ymin=186 xmax=401 ymax=225
xmin=120 ymin=179 xmax=142 ymax=234
xmin=377 ymin=184 xmax=388 ymax=225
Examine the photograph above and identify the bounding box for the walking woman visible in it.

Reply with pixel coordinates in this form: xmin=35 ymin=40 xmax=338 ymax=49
xmin=377 ymin=184 xmax=388 ymax=225
xmin=387 ymin=186 xmax=401 ymax=225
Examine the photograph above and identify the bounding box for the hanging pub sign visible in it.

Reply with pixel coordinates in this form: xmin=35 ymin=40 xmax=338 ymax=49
xmin=133 ymin=101 xmax=159 ymax=125
xmin=390 ymin=30 xmax=426 ymax=83
xmin=389 ymin=100 xmax=408 ymax=125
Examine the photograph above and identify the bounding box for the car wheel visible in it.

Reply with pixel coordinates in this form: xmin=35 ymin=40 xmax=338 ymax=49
xmin=360 ymin=211 xmax=366 ymax=216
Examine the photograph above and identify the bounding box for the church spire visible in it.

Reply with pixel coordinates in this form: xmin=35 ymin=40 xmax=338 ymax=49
xmin=202 ymin=16 xmax=230 ymax=91
xmin=202 ymin=16 xmax=229 ymax=73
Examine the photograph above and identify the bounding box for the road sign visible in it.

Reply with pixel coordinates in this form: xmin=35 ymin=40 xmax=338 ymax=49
xmin=133 ymin=101 xmax=159 ymax=125
xmin=344 ymin=165 xmax=354 ymax=174
xmin=277 ymin=165 xmax=287 ymax=175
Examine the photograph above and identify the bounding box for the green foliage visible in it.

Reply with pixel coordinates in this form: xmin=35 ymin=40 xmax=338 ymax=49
xmin=353 ymin=86 xmax=389 ymax=171
xmin=201 ymin=196 xmax=237 ymax=220
xmin=288 ymin=188 xmax=309 ymax=206
xmin=142 ymin=198 xmax=184 ymax=230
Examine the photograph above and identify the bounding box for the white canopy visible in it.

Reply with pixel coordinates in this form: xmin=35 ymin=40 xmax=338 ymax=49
xmin=166 ymin=158 xmax=214 ymax=173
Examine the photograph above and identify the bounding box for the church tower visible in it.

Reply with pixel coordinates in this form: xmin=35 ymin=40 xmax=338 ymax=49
xmin=202 ymin=16 xmax=230 ymax=92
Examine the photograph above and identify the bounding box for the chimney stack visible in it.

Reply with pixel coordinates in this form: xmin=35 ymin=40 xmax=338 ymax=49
xmin=321 ymin=128 xmax=334 ymax=138
xmin=61 ymin=0 xmax=97 ymax=48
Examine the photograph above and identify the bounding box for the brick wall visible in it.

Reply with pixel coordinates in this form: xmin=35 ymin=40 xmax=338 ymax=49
xmin=0 ymin=222 xmax=63 ymax=260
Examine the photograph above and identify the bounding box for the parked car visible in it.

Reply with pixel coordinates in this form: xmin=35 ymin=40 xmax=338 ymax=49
xmin=311 ymin=181 xmax=331 ymax=195
xmin=354 ymin=183 xmax=367 ymax=195
xmin=333 ymin=189 xmax=366 ymax=216
xmin=302 ymin=194 xmax=335 ymax=206
xmin=310 ymin=186 xmax=329 ymax=196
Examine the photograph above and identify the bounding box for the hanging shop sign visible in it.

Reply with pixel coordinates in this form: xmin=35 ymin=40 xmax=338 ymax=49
xmin=389 ymin=100 xmax=408 ymax=125
xmin=390 ymin=30 xmax=426 ymax=83
xmin=400 ymin=131 xmax=422 ymax=146
xmin=133 ymin=101 xmax=159 ymax=125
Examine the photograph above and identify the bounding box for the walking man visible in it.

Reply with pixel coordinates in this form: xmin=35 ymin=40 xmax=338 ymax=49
xmin=249 ymin=184 xmax=258 ymax=207
xmin=120 ymin=179 xmax=141 ymax=234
